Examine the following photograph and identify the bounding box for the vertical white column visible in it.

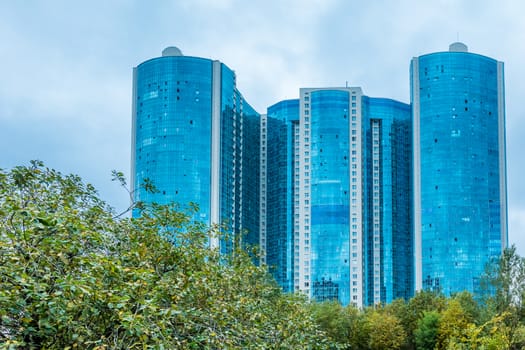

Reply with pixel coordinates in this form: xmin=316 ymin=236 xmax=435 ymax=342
xmin=210 ymin=61 xmax=222 ymax=249
xmin=130 ymin=67 xmax=138 ymax=202
xmin=497 ymin=61 xmax=508 ymax=249
xmin=260 ymin=114 xmax=268 ymax=264
xmin=298 ymin=89 xmax=311 ymax=295
xmin=412 ymin=58 xmax=423 ymax=291
xmin=293 ymin=122 xmax=302 ymax=291
xmin=232 ymin=93 xmax=238 ymax=233
xmin=351 ymin=88 xmax=364 ymax=307
xmin=372 ymin=120 xmax=381 ymax=304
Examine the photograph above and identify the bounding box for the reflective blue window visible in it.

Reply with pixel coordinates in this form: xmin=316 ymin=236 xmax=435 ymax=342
xmin=133 ymin=56 xmax=213 ymax=221
xmin=132 ymin=52 xmax=260 ymax=253
xmin=310 ymin=90 xmax=351 ymax=305
xmin=266 ymin=99 xmax=299 ymax=292
xmin=412 ymin=49 xmax=506 ymax=296
xmin=362 ymin=97 xmax=412 ymax=304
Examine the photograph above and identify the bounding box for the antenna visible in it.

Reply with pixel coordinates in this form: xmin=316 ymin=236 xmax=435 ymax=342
xmin=457 ymin=32 xmax=459 ymax=41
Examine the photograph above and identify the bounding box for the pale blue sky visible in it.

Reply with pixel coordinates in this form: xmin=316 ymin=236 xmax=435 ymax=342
xmin=1 ymin=0 xmax=524 ymax=253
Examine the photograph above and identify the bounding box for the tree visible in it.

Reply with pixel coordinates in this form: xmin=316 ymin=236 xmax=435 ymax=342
xmin=404 ymin=290 xmax=446 ymax=348
xmin=451 ymin=291 xmax=481 ymax=323
xmin=366 ymin=308 xmax=406 ymax=350
xmin=414 ymin=310 xmax=440 ymax=350
xmin=436 ymin=299 xmax=472 ymax=350
xmin=309 ymin=301 xmax=347 ymax=347
xmin=383 ymin=298 xmax=412 ymax=348
xmin=482 ymin=246 xmax=525 ymax=349
xmin=310 ymin=301 xmax=368 ymax=349
xmin=0 ymin=162 xmax=329 ymax=349
xmin=483 ymin=245 xmax=525 ymax=313
xmin=458 ymin=312 xmax=512 ymax=350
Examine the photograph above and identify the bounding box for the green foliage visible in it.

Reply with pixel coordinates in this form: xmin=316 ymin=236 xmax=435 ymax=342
xmin=0 ymin=162 xmax=328 ymax=349
xmin=366 ymin=308 xmax=406 ymax=350
xmin=436 ymin=299 xmax=472 ymax=349
xmin=459 ymin=312 xmax=512 ymax=350
xmin=414 ymin=310 xmax=440 ymax=350
xmin=481 ymin=246 xmax=525 ymax=349
xmin=383 ymin=298 xmax=412 ymax=348
xmin=483 ymin=246 xmax=525 ymax=314
xmin=310 ymin=301 xmax=368 ymax=349
xmin=451 ymin=291 xmax=481 ymax=323
xmin=403 ymin=290 xmax=446 ymax=348
xmin=4 ymin=161 xmax=525 ymax=349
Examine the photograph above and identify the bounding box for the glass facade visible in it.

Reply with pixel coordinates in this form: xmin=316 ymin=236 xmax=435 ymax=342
xmin=262 ymin=88 xmax=412 ymax=306
xmin=264 ymin=99 xmax=299 ymax=292
xmin=132 ymin=55 xmax=213 ymax=222
xmin=362 ymin=97 xmax=412 ymax=304
xmin=131 ymin=43 xmax=508 ymax=305
xmin=241 ymin=102 xmax=261 ymax=248
xmin=131 ymin=48 xmax=260 ymax=250
xmin=309 ymin=89 xmax=352 ymax=305
xmin=411 ymin=43 xmax=507 ymax=296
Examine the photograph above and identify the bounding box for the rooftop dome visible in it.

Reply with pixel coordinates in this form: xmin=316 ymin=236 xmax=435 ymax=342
xmin=449 ymin=42 xmax=468 ymax=52
xmin=162 ymin=46 xmax=183 ymax=57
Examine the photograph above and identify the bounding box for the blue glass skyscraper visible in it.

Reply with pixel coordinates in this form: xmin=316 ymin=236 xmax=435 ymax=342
xmin=263 ymin=88 xmax=412 ymax=306
xmin=362 ymin=97 xmax=413 ymax=304
xmin=131 ymin=47 xmax=260 ymax=249
xmin=130 ymin=43 xmax=508 ymax=305
xmin=262 ymin=99 xmax=300 ymax=292
xmin=305 ymin=88 xmax=354 ymax=306
xmin=411 ymin=43 xmax=507 ymax=295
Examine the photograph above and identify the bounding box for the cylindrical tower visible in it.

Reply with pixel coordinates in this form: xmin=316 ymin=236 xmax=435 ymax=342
xmin=411 ymin=43 xmax=507 ymax=295
xmin=132 ymin=47 xmax=215 ymax=224
xmin=131 ymin=48 xmax=260 ymax=250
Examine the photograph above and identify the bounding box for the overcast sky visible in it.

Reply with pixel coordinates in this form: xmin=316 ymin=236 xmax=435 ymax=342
xmin=1 ymin=0 xmax=524 ymax=253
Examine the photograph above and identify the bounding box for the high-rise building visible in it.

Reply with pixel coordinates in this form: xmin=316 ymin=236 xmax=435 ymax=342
xmin=261 ymin=99 xmax=300 ymax=292
xmin=131 ymin=47 xmax=260 ymax=250
xmin=262 ymin=88 xmax=412 ymax=306
xmin=131 ymin=43 xmax=508 ymax=305
xmin=362 ymin=97 xmax=413 ymax=304
xmin=411 ymin=42 xmax=507 ymax=295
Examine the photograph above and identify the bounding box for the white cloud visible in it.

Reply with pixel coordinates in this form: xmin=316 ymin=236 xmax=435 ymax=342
xmin=509 ymin=208 xmax=525 ymax=255
xmin=0 ymin=0 xmax=524 ymax=249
